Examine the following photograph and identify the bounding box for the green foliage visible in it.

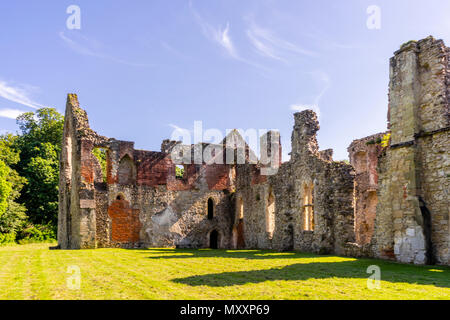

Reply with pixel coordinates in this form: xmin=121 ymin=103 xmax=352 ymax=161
xmin=13 ymin=108 xmax=63 ymax=229
xmin=0 ymin=134 xmax=28 ymax=237
xmin=381 ymin=133 xmax=391 ymax=148
xmin=175 ymin=165 xmax=185 ymax=179
xmin=17 ymin=223 xmax=56 ymax=243
xmin=92 ymin=148 xmax=107 ymax=182
xmin=0 ymin=199 xmax=27 ymax=234
xmin=0 ymin=109 xmax=63 ymax=244
xmin=0 ymin=160 xmax=12 ymax=217
xmin=0 ymin=232 xmax=16 ymax=245
xmin=16 ymin=108 xmax=64 ymax=147
xmin=0 ymin=133 xmax=20 ymax=165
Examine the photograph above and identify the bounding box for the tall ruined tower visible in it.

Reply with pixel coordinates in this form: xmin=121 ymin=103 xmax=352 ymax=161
xmin=374 ymin=37 xmax=449 ymax=265
xmin=58 ymin=94 xmax=108 ymax=249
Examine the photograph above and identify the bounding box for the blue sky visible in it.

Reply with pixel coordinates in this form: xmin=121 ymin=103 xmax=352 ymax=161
xmin=1 ymin=0 xmax=449 ymax=161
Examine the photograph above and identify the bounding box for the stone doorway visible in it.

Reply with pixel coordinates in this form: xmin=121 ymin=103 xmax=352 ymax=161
xmin=236 ymin=219 xmax=245 ymax=249
xmin=210 ymin=230 xmax=219 ymax=249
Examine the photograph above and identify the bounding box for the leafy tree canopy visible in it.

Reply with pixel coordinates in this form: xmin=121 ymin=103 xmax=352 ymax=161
xmin=11 ymin=108 xmax=64 ymax=227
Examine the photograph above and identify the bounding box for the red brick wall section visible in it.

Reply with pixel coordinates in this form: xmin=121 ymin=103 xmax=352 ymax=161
xmin=251 ymin=165 xmax=267 ymax=185
xmin=205 ymin=164 xmax=230 ymax=190
xmin=106 ymin=151 xmax=117 ymax=184
xmin=80 ymin=140 xmax=95 ymax=185
xmin=108 ymin=199 xmax=141 ymax=243
xmin=135 ymin=150 xmax=171 ymax=186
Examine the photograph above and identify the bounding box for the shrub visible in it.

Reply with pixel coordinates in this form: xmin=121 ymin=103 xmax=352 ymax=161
xmin=17 ymin=223 xmax=56 ymax=243
xmin=0 ymin=232 xmax=16 ymax=245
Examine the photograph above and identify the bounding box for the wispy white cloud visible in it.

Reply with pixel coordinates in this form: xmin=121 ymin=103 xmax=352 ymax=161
xmin=290 ymin=71 xmax=331 ymax=119
xmin=190 ymin=4 xmax=238 ymax=60
xmin=247 ymin=29 xmax=285 ymax=62
xmin=59 ymin=32 xmax=154 ymax=67
xmin=218 ymin=23 xmax=238 ymax=59
xmin=0 ymin=80 xmax=46 ymax=109
xmin=246 ymin=21 xmax=316 ymax=62
xmin=0 ymin=108 xmax=26 ymax=119
xmin=189 ymin=3 xmax=267 ymax=72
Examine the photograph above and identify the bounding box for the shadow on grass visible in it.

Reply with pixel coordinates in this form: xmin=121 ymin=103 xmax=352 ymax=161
xmin=135 ymin=248 xmax=319 ymax=260
xmin=129 ymin=248 xmax=450 ymax=289
xmin=171 ymin=259 xmax=450 ymax=289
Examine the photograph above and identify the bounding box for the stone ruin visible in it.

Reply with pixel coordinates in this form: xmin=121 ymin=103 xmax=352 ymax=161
xmin=58 ymin=36 xmax=449 ymax=266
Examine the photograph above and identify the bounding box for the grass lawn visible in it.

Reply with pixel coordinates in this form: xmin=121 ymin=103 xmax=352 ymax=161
xmin=0 ymin=243 xmax=449 ymax=300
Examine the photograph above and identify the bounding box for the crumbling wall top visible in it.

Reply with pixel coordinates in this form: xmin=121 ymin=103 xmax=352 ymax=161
xmin=65 ymin=93 xmax=109 ymax=146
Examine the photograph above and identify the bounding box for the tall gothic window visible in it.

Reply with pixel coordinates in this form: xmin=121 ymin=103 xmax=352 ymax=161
xmin=303 ymin=184 xmax=314 ymax=231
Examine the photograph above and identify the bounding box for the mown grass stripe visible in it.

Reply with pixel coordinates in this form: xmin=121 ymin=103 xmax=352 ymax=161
xmin=1 ymin=243 xmax=449 ymax=300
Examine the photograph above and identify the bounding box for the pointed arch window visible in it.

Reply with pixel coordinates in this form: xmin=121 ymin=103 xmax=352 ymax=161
xmin=303 ymin=184 xmax=314 ymax=231
xmin=266 ymin=189 xmax=275 ymax=238
xmin=207 ymin=198 xmax=214 ymax=220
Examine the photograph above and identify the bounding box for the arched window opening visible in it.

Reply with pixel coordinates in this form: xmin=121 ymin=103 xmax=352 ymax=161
xmin=266 ymin=189 xmax=275 ymax=238
xmin=236 ymin=197 xmax=245 ymax=248
xmin=237 ymin=197 xmax=244 ymax=219
xmin=303 ymin=183 xmax=314 ymax=231
xmin=175 ymin=164 xmax=185 ymax=179
xmin=207 ymin=198 xmax=214 ymax=220
xmin=354 ymin=151 xmax=367 ymax=173
xmin=118 ymin=155 xmax=135 ymax=185
xmin=116 ymin=194 xmax=124 ymax=201
xmin=92 ymin=147 xmax=108 ymax=183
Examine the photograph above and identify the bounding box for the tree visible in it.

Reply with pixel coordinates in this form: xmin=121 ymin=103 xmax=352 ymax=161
xmin=0 ymin=160 xmax=11 ymax=217
xmin=0 ymin=134 xmax=27 ymax=237
xmin=12 ymin=108 xmax=64 ymax=229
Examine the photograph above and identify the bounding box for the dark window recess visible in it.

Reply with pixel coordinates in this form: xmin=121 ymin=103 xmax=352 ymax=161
xmin=207 ymin=198 xmax=214 ymax=219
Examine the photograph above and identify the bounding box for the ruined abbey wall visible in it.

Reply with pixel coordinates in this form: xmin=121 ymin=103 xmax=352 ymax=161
xmin=371 ymin=37 xmax=449 ymax=265
xmin=234 ymin=112 xmax=355 ymax=255
xmin=348 ymin=133 xmax=385 ymax=245
xmin=58 ymin=96 xmax=235 ymax=249
xmin=58 ymin=36 xmax=449 ymax=266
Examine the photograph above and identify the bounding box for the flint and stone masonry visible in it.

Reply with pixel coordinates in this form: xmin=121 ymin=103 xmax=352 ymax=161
xmin=58 ymin=36 xmax=449 ymax=266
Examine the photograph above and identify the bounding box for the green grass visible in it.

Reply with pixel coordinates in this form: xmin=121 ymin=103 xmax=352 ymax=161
xmin=0 ymin=243 xmax=449 ymax=300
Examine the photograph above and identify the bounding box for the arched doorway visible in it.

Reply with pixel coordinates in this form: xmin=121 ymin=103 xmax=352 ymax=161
xmin=210 ymin=230 xmax=219 ymax=249
xmin=284 ymin=224 xmax=294 ymax=251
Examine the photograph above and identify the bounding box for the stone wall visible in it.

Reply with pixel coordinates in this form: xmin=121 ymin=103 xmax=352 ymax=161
xmin=58 ymin=95 xmax=235 ymax=249
xmin=348 ymin=133 xmax=385 ymax=245
xmin=234 ymin=112 xmax=355 ymax=255
xmin=58 ymin=36 xmax=449 ymax=266
xmin=372 ymin=36 xmax=449 ymax=265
